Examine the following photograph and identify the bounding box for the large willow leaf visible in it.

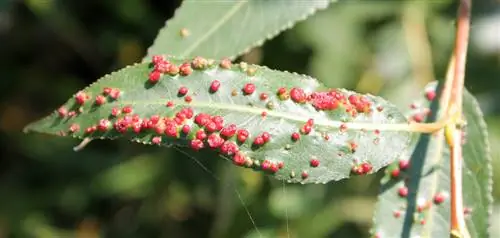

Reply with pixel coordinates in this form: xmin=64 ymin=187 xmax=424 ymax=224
xmin=144 ymin=0 xmax=332 ymax=60
xmin=371 ymin=82 xmax=492 ymax=237
xmin=24 ymin=56 xmax=411 ymax=184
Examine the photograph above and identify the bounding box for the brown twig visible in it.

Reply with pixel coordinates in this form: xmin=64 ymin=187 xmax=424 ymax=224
xmin=445 ymin=0 xmax=471 ymax=237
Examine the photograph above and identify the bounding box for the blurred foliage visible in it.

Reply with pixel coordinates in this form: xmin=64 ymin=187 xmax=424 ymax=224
xmin=1 ymin=0 xmax=499 ymax=238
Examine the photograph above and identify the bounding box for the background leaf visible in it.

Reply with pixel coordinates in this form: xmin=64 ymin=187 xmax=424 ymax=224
xmin=371 ymin=82 xmax=493 ymax=238
xmin=144 ymin=0 xmax=332 ymax=61
xmin=24 ymin=56 xmax=411 ymax=184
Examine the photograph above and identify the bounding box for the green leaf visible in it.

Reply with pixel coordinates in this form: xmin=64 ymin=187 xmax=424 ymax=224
xmin=371 ymin=82 xmax=493 ymax=237
xmin=24 ymin=56 xmax=411 ymax=184
xmin=144 ymin=0 xmax=332 ymax=61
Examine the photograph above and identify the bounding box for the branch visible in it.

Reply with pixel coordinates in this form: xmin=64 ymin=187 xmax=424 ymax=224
xmin=445 ymin=0 xmax=471 ymax=237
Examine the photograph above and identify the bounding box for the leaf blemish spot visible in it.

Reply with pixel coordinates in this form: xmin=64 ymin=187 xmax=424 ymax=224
xmin=180 ymin=28 xmax=190 ymax=38
xmin=178 ymin=86 xmax=189 ymax=96
xmin=219 ymin=58 xmax=232 ymax=69
xmin=179 ymin=63 xmax=193 ymax=76
xmin=310 ymin=158 xmax=320 ymax=167
xmin=69 ymin=123 xmax=80 ymax=133
xmin=57 ymin=106 xmax=68 ymax=118
xmin=210 ymin=80 xmax=221 ymax=93
xmin=398 ymin=187 xmax=408 ymax=197
xmin=242 ymin=83 xmax=256 ymax=95
xmin=95 ymin=95 xmax=106 ymax=106
xmin=75 ymin=91 xmax=90 ymax=105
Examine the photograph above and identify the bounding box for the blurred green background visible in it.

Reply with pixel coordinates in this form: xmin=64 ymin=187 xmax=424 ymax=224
xmin=1 ymin=0 xmax=499 ymax=237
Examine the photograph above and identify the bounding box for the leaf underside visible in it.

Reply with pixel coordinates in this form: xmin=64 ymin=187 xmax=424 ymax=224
xmin=24 ymin=56 xmax=411 ymax=184
xmin=371 ymin=82 xmax=492 ymax=237
xmin=144 ymin=0 xmax=332 ymax=61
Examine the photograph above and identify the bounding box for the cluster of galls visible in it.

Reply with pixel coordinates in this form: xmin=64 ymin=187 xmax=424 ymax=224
xmin=409 ymin=87 xmax=437 ymax=123
xmin=58 ymin=87 xmax=122 ymax=121
xmin=277 ymin=87 xmax=373 ymax=118
xmin=389 ymin=158 xmax=448 ymax=226
xmin=148 ymin=55 xmax=216 ymax=83
xmin=350 ymin=161 xmax=373 ymax=175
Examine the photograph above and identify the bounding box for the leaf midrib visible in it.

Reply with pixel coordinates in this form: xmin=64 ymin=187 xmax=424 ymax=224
xmin=123 ymin=99 xmax=410 ymax=132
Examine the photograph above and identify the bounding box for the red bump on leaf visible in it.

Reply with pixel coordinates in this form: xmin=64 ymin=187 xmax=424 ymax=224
xmin=391 ymin=168 xmax=400 ymax=178
xmin=220 ymin=124 xmax=237 ymax=138
xmin=167 ymin=64 xmax=179 ymax=75
xmin=242 ymin=83 xmax=256 ymax=95
xmin=433 ymin=193 xmax=447 ymax=204
xmin=190 ymin=139 xmax=204 ymax=151
xmin=290 ymin=88 xmax=307 ymax=103
xmin=150 ymin=115 xmax=160 ymax=125
xmin=98 ymin=119 xmax=111 ymax=132
xmin=152 ymin=55 xmax=164 ymax=64
xmin=301 ymin=171 xmax=309 ymax=179
xmin=261 ymin=132 xmax=270 ymax=142
xmin=236 ymin=129 xmax=249 ymax=143
xmin=232 ymin=152 xmax=246 ymax=166
xmin=300 ymin=124 xmax=312 ymax=135
xmin=166 ymin=101 xmax=174 ymax=108
xmin=57 ymin=106 xmax=68 ymax=118
xmin=194 ymin=113 xmax=211 ymax=126
xmin=308 ymin=90 xmax=341 ymax=110
xmin=178 ymin=86 xmax=188 ymax=96
xmin=207 ymin=134 xmax=224 ymax=148
xmin=306 ymin=118 xmax=314 ymax=126
xmin=291 ymin=132 xmax=300 ymax=141
xmin=95 ymin=95 xmax=106 ymax=105
xmin=85 ymin=126 xmax=97 ymax=134
xmin=398 ymin=187 xmax=408 ymax=197
xmin=149 ymin=71 xmax=161 ymax=83
xmin=103 ymin=87 xmax=113 ymax=95
xmin=210 ymin=80 xmax=221 ymax=93
xmin=340 ymin=123 xmax=348 ymax=133
xmin=152 ymin=136 xmax=162 ymax=145
xmin=109 ymin=89 xmax=121 ymax=100
xmin=425 ymin=90 xmax=436 ymax=101
xmin=399 ymin=160 xmax=410 ymax=170
xmin=191 ymin=56 xmax=208 ymax=69
xmin=69 ymin=123 xmax=80 ymax=133
xmin=360 ymin=162 xmax=372 ymax=174
xmin=184 ymin=95 xmax=192 ymax=103
xmin=179 ymin=63 xmax=193 ymax=76
xmin=154 ymin=61 xmax=171 ymax=73
xmin=277 ymin=87 xmax=288 ymax=100
xmin=220 ymin=58 xmax=232 ymax=69
xmin=182 ymin=124 xmax=191 ymax=134
xmin=195 ymin=130 xmax=207 ymax=140
xmin=261 ymin=111 xmax=267 ymax=117
xmin=412 ymin=113 xmax=425 ymax=122
xmin=310 ymin=159 xmax=320 ymax=167
xmin=253 ymin=136 xmax=265 ymax=146
xmin=348 ymin=141 xmax=358 ymax=152
xmin=259 ymin=93 xmax=268 ymax=101
xmin=205 ymin=121 xmax=218 ymax=133
xmin=220 ymin=141 xmax=239 ymax=156
xmin=75 ymin=91 xmax=89 ymax=105
xmin=111 ymin=107 xmax=120 ymax=117
xmin=269 ymin=163 xmax=279 ymax=173
xmin=261 ymin=160 xmax=271 ymax=171
xmin=122 ymin=105 xmax=133 ymax=114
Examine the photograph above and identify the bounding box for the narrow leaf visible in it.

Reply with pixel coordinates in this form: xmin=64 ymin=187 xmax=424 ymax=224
xmin=24 ymin=56 xmax=411 ymax=184
xmin=371 ymin=82 xmax=492 ymax=237
xmin=144 ymin=0 xmax=331 ymax=61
